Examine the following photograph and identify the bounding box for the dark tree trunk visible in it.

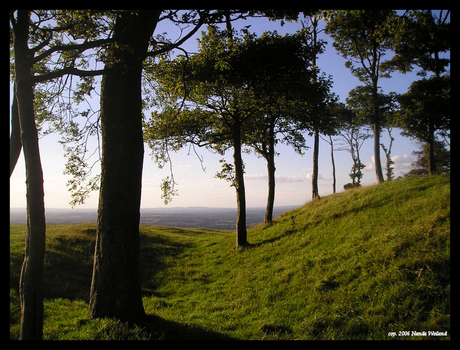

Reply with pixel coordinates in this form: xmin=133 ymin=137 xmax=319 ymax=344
xmin=372 ymin=83 xmax=385 ymax=184
xmin=13 ymin=10 xmax=47 ymax=340
xmin=312 ymin=129 xmax=320 ymax=200
xmin=232 ymin=118 xmax=248 ymax=248
xmin=428 ymin=123 xmax=436 ymax=176
xmin=10 ymin=84 xmax=22 ymax=176
xmin=264 ymin=123 xmax=276 ymax=226
xmin=89 ymin=10 xmax=160 ymax=322
xmin=329 ymin=135 xmax=336 ymax=194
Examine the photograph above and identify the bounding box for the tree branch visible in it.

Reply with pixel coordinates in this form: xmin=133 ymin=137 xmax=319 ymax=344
xmin=146 ymin=15 xmax=205 ymax=57
xmin=32 ymin=37 xmax=114 ymax=64
xmin=32 ymin=66 xmax=114 ymax=83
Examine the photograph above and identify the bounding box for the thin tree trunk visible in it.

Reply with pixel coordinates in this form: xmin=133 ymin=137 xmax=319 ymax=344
xmin=428 ymin=124 xmax=436 ymax=175
xmin=89 ymin=10 xmax=160 ymax=321
xmin=329 ymin=135 xmax=336 ymax=194
xmin=13 ymin=10 xmax=47 ymax=340
xmin=264 ymin=129 xmax=276 ymax=226
xmin=312 ymin=129 xmax=320 ymax=200
xmin=232 ymin=118 xmax=248 ymax=248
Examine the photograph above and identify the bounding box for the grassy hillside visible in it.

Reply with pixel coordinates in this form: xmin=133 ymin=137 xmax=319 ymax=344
xmin=10 ymin=174 xmax=450 ymax=340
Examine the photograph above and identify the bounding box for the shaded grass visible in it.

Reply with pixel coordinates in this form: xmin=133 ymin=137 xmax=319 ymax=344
xmin=10 ymin=174 xmax=450 ymax=340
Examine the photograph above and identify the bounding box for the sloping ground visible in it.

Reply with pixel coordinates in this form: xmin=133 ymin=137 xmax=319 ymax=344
xmin=10 ymin=174 xmax=450 ymax=340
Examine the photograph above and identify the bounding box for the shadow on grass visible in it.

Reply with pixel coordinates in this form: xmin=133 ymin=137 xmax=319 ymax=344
xmin=10 ymin=226 xmax=195 ymax=302
xmin=137 ymin=314 xmax=236 ymax=340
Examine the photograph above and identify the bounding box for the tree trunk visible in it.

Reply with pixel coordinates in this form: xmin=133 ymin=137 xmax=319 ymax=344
xmin=232 ymin=118 xmax=248 ymax=248
xmin=428 ymin=123 xmax=436 ymax=175
xmin=264 ymin=128 xmax=276 ymax=226
xmin=329 ymin=135 xmax=336 ymax=194
xmin=13 ymin=10 xmax=47 ymax=340
xmin=89 ymin=10 xmax=160 ymax=322
xmin=10 ymin=84 xmax=22 ymax=176
xmin=312 ymin=129 xmax=320 ymax=200
xmin=372 ymin=82 xmax=385 ymax=184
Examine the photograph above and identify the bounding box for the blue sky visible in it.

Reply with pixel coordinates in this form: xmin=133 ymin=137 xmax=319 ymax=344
xmin=10 ymin=13 xmax=446 ymax=209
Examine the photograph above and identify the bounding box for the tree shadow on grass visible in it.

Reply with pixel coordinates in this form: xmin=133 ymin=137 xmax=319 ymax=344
xmin=137 ymin=314 xmax=236 ymax=340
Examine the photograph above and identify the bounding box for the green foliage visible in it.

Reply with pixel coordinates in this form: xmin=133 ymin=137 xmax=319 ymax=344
xmin=406 ymin=140 xmax=450 ymax=177
xmin=346 ymin=85 xmax=399 ymax=128
xmin=325 ymin=10 xmax=397 ymax=83
xmin=389 ymin=10 xmax=450 ymax=76
xmin=397 ymin=75 xmax=450 ymax=143
xmin=144 ymin=26 xmax=334 ymax=204
xmin=10 ymin=175 xmax=450 ymax=339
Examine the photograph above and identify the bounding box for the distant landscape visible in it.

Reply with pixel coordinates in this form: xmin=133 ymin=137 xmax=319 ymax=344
xmin=9 ymin=206 xmax=299 ymax=230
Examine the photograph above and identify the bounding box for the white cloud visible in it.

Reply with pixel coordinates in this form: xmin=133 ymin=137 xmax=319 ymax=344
xmin=392 ymin=154 xmax=414 ymax=169
xmin=305 ymin=172 xmax=327 ymax=181
xmin=277 ymin=175 xmax=306 ymax=183
xmin=245 ymin=174 xmax=267 ymax=181
xmin=365 ymin=154 xmax=414 ymax=172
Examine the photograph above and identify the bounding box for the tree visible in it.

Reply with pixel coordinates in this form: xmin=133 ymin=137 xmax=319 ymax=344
xmin=88 ymin=10 xmax=162 ymax=321
xmin=145 ymin=26 xmax=325 ymax=242
xmin=11 ymin=11 xmax=47 ymax=340
xmin=325 ymin=10 xmax=397 ymax=184
xmin=406 ymin=139 xmax=450 ymax=177
xmin=300 ymin=12 xmax=328 ymax=201
xmin=10 ymin=10 xmax=115 ymax=339
xmin=380 ymin=128 xmax=395 ymax=181
xmin=346 ymin=85 xmax=399 ymax=180
xmin=389 ymin=10 xmax=450 ymax=176
xmin=397 ymin=75 xmax=450 ymax=175
xmin=335 ymin=102 xmax=372 ymax=188
xmin=10 ymin=10 xmax=120 ymax=339
xmin=389 ymin=10 xmax=450 ymax=78
xmin=238 ymin=29 xmax=333 ymax=225
xmin=89 ymin=9 xmax=244 ymax=320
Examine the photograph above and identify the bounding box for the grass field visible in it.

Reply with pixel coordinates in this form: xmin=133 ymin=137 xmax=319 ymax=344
xmin=10 ymin=174 xmax=450 ymax=340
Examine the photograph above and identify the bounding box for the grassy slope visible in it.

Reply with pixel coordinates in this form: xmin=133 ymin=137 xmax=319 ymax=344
xmin=10 ymin=174 xmax=450 ymax=340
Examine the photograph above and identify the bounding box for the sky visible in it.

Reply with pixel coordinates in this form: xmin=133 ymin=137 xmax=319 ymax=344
xmin=10 ymin=12 xmax=448 ymax=209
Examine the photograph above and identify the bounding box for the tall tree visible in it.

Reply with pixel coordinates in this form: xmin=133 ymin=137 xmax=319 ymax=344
xmin=88 ymin=10 xmax=162 ymax=321
xmin=11 ymin=11 xmax=46 ymax=340
xmin=300 ymin=13 xmax=326 ymax=200
xmin=325 ymin=10 xmax=397 ymax=184
xmin=238 ymin=29 xmax=333 ymax=225
xmin=10 ymin=10 xmax=114 ymax=339
xmin=389 ymin=10 xmax=450 ymax=176
xmin=146 ymin=25 xmax=258 ymax=247
xmin=145 ymin=27 xmax=327 ymax=237
xmin=397 ymin=75 xmax=450 ymax=175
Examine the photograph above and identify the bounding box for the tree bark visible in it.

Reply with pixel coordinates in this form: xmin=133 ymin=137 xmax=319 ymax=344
xmin=89 ymin=10 xmax=160 ymax=322
xmin=372 ymin=83 xmax=385 ymax=184
xmin=264 ymin=127 xmax=276 ymax=226
xmin=10 ymin=84 xmax=22 ymax=176
xmin=13 ymin=10 xmax=47 ymax=340
xmin=311 ymin=129 xmax=320 ymax=199
xmin=329 ymin=135 xmax=336 ymax=194
xmin=232 ymin=118 xmax=248 ymax=248
xmin=428 ymin=122 xmax=436 ymax=175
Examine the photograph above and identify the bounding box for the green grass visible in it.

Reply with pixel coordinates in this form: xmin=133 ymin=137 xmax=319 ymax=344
xmin=10 ymin=174 xmax=450 ymax=340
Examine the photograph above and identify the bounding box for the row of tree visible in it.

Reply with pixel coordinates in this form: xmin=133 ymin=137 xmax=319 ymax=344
xmin=9 ymin=10 xmax=449 ymax=339
xmin=143 ymin=10 xmax=450 ymax=245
